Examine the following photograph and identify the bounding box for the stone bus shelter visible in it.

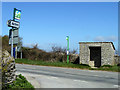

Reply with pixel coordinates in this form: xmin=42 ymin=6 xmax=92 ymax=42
xmin=79 ymin=42 xmax=115 ymax=67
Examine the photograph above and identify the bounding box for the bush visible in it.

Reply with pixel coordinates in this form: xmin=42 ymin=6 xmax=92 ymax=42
xmin=101 ymin=65 xmax=112 ymax=68
xmin=22 ymin=46 xmax=68 ymax=62
xmin=2 ymin=35 xmax=11 ymax=53
xmin=80 ymin=64 xmax=90 ymax=67
xmin=2 ymin=35 xmax=78 ymax=63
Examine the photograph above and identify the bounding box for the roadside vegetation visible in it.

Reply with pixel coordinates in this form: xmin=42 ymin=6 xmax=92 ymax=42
xmin=2 ymin=35 xmax=78 ymax=63
xmin=15 ymin=58 xmax=90 ymax=69
xmin=2 ymin=35 xmax=120 ymax=72
xmin=90 ymin=65 xmax=119 ymax=72
xmin=2 ymin=74 xmax=34 ymax=89
xmin=15 ymin=59 xmax=119 ymax=72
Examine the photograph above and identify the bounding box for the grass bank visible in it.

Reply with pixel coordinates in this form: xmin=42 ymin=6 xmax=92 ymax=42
xmin=15 ymin=59 xmax=119 ymax=72
xmin=2 ymin=74 xmax=34 ymax=89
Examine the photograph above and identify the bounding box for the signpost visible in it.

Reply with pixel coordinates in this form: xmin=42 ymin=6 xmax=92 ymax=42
xmin=7 ymin=8 xmax=21 ymax=57
xmin=66 ymin=36 xmax=69 ymax=64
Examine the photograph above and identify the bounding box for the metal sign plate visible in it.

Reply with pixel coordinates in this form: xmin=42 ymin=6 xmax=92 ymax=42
xmin=9 ymin=36 xmax=19 ymax=45
xmin=15 ymin=9 xmax=21 ymax=20
xmin=17 ymin=46 xmax=21 ymax=52
xmin=7 ymin=20 xmax=20 ymax=28
xmin=9 ymin=29 xmax=19 ymax=38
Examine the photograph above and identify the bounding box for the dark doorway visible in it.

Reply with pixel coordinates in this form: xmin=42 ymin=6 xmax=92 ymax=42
xmin=89 ymin=47 xmax=101 ymax=67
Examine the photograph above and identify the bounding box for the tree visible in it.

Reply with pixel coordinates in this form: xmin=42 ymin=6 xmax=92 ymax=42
xmin=51 ymin=45 xmax=66 ymax=53
xmin=2 ymin=35 xmax=10 ymax=52
xmin=32 ymin=43 xmax=38 ymax=49
xmin=17 ymin=37 xmax=23 ymax=52
xmin=70 ymin=49 xmax=77 ymax=54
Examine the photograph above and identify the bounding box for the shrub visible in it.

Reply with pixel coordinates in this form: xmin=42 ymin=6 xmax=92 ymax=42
xmin=2 ymin=74 xmax=34 ymax=89
xmin=101 ymin=65 xmax=112 ymax=68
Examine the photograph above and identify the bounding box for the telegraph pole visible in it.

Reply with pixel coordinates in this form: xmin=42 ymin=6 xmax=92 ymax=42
xmin=66 ymin=36 xmax=69 ymax=64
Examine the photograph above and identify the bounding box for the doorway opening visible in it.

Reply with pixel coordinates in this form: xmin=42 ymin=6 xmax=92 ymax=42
xmin=89 ymin=47 xmax=101 ymax=67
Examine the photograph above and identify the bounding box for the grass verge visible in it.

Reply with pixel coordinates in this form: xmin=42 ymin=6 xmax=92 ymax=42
xmin=2 ymin=74 xmax=34 ymax=89
xmin=15 ymin=59 xmax=119 ymax=72
xmin=90 ymin=65 xmax=119 ymax=72
xmin=15 ymin=58 xmax=90 ymax=69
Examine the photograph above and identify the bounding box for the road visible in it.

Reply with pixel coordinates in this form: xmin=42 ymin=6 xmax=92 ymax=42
xmin=16 ymin=64 xmax=119 ymax=88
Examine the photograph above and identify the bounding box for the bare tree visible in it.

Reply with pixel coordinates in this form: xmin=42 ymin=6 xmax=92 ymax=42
xmin=51 ymin=45 xmax=66 ymax=53
xmin=70 ymin=49 xmax=77 ymax=54
xmin=32 ymin=43 xmax=38 ymax=49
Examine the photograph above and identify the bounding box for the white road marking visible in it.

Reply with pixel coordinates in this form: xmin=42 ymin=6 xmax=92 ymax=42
xmin=51 ymin=76 xmax=58 ymax=79
xmin=94 ymin=75 xmax=99 ymax=76
xmin=46 ymin=76 xmax=58 ymax=79
xmin=74 ymin=80 xmax=88 ymax=83
xmin=88 ymin=71 xmax=96 ymax=72
xmin=81 ymin=80 xmax=88 ymax=83
xmin=74 ymin=80 xmax=81 ymax=82
xmin=114 ymin=85 xmax=118 ymax=87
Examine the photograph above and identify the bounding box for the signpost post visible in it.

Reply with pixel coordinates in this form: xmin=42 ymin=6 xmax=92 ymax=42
xmin=66 ymin=36 xmax=69 ymax=64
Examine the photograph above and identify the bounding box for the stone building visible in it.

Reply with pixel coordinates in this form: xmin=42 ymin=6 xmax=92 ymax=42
xmin=79 ymin=42 xmax=115 ymax=67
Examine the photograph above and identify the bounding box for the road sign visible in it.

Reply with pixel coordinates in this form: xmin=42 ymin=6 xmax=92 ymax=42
xmin=7 ymin=20 xmax=20 ymax=28
xmin=14 ymin=8 xmax=21 ymax=20
xmin=9 ymin=36 xmax=19 ymax=45
xmin=9 ymin=29 xmax=19 ymax=45
xmin=17 ymin=46 xmax=21 ymax=52
xmin=9 ymin=29 xmax=19 ymax=38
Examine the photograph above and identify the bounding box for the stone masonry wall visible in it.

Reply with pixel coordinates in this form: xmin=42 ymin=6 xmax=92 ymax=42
xmin=101 ymin=43 xmax=115 ymax=65
xmin=114 ymin=55 xmax=120 ymax=64
xmin=80 ymin=43 xmax=89 ymax=64
xmin=1 ymin=50 xmax=16 ymax=87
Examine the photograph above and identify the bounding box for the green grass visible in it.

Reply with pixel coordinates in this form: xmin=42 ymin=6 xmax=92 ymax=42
xmin=15 ymin=59 xmax=120 ymax=72
xmin=90 ymin=65 xmax=119 ymax=72
xmin=3 ymin=74 xmax=34 ymax=89
xmin=15 ymin=58 xmax=90 ymax=69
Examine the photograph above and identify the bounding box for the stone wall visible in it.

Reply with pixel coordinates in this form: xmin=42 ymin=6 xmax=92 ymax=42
xmin=1 ymin=50 xmax=16 ymax=87
xmin=69 ymin=54 xmax=79 ymax=64
xmin=79 ymin=42 xmax=115 ymax=67
xmin=79 ymin=43 xmax=89 ymax=64
xmin=101 ymin=42 xmax=115 ymax=65
xmin=114 ymin=55 xmax=120 ymax=64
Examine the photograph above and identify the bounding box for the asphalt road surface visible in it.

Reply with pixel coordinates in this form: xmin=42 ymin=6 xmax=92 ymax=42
xmin=16 ymin=64 xmax=119 ymax=88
